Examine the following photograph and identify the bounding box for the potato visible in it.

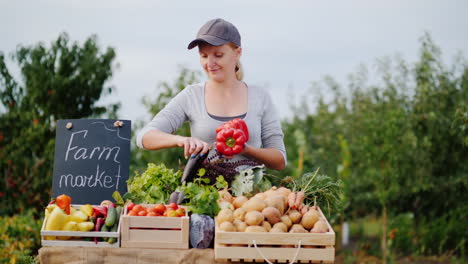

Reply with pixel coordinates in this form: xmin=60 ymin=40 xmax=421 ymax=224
xmin=270 ymin=227 xmax=285 ymax=233
xmin=262 ymin=221 xmax=271 ymax=232
xmin=277 ymin=187 xmax=291 ymax=198
xmin=217 ymin=208 xmax=234 ymax=224
xmin=245 ymin=226 xmax=267 ymax=233
xmin=218 ymin=189 xmax=233 ymax=203
xmin=289 ymin=224 xmax=308 ymax=233
xmin=254 ymin=192 xmax=267 ymax=200
xmin=264 ymin=186 xmax=278 ymax=198
xmin=245 ymin=211 xmax=264 ymax=226
xmin=242 ymin=197 xmax=266 ymax=212
xmin=273 ymin=222 xmax=288 ymax=232
xmin=232 ymin=196 xmax=248 ymax=209
xmin=301 ymin=210 xmax=320 ymax=230
xmin=265 ymin=195 xmax=285 ymax=215
xmin=262 ymin=207 xmax=282 ymax=225
xmin=288 ymin=210 xmax=302 ymax=224
xmin=233 ymin=207 xmax=247 ymax=221
xmin=281 ymin=215 xmax=292 ymax=229
xmin=311 ymin=219 xmax=328 ymax=233
xmin=219 ymin=221 xmax=236 ymax=232
xmin=233 ymin=220 xmax=248 ymax=232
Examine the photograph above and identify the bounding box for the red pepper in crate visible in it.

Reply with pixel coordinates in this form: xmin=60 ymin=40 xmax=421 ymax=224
xmin=93 ymin=206 xmax=108 ymax=217
xmin=55 ymin=194 xmax=71 ymax=215
xmin=215 ymin=127 xmax=247 ymax=156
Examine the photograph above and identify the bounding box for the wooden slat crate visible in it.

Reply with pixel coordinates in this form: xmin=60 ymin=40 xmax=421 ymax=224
xmin=120 ymin=204 xmax=189 ymax=249
xmin=215 ymin=206 xmax=335 ymax=263
xmin=41 ymin=204 xmax=121 ymax=248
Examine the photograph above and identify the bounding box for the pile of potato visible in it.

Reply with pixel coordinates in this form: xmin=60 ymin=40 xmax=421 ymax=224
xmin=216 ymin=186 xmax=329 ymax=233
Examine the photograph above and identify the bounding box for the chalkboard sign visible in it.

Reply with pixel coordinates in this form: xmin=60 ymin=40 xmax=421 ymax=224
xmin=51 ymin=119 xmax=131 ymax=204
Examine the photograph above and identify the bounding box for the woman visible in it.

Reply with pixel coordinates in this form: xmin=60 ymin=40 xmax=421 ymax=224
xmin=136 ymin=18 xmax=286 ymax=171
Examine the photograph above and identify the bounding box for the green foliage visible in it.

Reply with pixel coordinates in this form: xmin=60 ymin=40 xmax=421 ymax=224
xmin=0 ymin=32 xmax=119 ymax=215
xmin=281 ymin=33 xmax=467 ymax=256
xmin=0 ymin=209 xmax=42 ymax=263
xmin=283 ymin=169 xmax=343 ymax=217
xmin=179 ymin=176 xmax=222 ymax=217
xmin=388 ymin=205 xmax=468 ymax=257
xmin=131 ymin=66 xmax=202 ymax=173
xmin=125 ymin=163 xmax=182 ymax=204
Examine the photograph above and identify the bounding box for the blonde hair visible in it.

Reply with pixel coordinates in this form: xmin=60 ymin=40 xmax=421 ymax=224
xmin=228 ymin=42 xmax=244 ymax=81
xmin=235 ymin=61 xmax=244 ymax=81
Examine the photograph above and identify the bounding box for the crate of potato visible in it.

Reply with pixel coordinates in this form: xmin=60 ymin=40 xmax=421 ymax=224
xmin=214 ymin=188 xmax=335 ymax=263
xmin=41 ymin=201 xmax=122 ymax=248
xmin=120 ymin=202 xmax=189 ymax=249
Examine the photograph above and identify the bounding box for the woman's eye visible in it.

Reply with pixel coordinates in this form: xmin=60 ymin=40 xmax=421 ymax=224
xmin=215 ymin=53 xmax=223 ymax=58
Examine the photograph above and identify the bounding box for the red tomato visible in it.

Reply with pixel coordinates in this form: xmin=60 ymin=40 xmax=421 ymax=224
xmin=128 ymin=210 xmax=137 ymax=216
xmin=127 ymin=202 xmax=135 ymax=211
xmin=132 ymin=204 xmax=144 ymax=213
xmin=167 ymin=203 xmax=178 ymax=210
xmin=147 ymin=211 xmax=157 ymax=217
xmin=138 ymin=210 xmax=147 ymax=216
xmin=175 ymin=208 xmax=185 ymax=217
xmin=167 ymin=210 xmax=179 ymax=217
xmin=154 ymin=204 xmax=166 ymax=215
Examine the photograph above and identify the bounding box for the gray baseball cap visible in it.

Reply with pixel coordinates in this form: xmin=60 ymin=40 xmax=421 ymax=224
xmin=187 ymin=18 xmax=241 ymax=49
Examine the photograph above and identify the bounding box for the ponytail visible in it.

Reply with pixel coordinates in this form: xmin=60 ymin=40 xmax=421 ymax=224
xmin=235 ymin=61 xmax=244 ymax=81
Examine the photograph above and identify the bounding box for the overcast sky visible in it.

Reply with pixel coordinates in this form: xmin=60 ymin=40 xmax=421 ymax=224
xmin=1 ymin=0 xmax=467 ymax=123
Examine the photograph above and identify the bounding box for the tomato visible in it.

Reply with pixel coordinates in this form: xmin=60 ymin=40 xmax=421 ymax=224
xmin=127 ymin=202 xmax=135 ymax=211
xmin=138 ymin=210 xmax=147 ymax=216
xmin=147 ymin=211 xmax=157 ymax=217
xmin=154 ymin=204 xmax=166 ymax=215
xmin=128 ymin=210 xmax=137 ymax=216
xmin=167 ymin=203 xmax=178 ymax=210
xmin=132 ymin=204 xmax=144 ymax=213
xmin=167 ymin=210 xmax=179 ymax=217
xmin=176 ymin=208 xmax=185 ymax=217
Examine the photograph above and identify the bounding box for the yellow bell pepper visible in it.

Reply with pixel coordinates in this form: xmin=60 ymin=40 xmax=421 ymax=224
xmin=67 ymin=210 xmax=88 ymax=223
xmin=60 ymin=221 xmax=78 ymax=240
xmin=80 ymin=204 xmax=94 ymax=217
xmin=44 ymin=206 xmax=67 ymax=240
xmin=77 ymin=221 xmax=95 ymax=232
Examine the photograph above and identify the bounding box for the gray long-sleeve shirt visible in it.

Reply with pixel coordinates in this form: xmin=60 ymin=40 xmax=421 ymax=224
xmin=136 ymin=82 xmax=287 ymax=165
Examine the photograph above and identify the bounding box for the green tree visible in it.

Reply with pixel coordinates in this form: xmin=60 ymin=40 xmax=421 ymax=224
xmin=0 ymin=32 xmax=119 ymax=215
xmin=281 ymin=33 xmax=467 ymax=257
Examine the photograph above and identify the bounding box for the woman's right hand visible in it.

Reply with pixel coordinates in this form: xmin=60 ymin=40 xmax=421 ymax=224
xmin=177 ymin=136 xmax=211 ymax=159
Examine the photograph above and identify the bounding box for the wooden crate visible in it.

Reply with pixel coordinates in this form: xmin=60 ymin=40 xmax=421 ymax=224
xmin=41 ymin=204 xmax=121 ymax=248
xmin=215 ymin=207 xmax=335 ymax=263
xmin=120 ymin=204 xmax=189 ymax=249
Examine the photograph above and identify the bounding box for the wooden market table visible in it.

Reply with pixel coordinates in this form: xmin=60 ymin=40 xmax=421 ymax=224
xmin=38 ymin=247 xmax=229 ymax=264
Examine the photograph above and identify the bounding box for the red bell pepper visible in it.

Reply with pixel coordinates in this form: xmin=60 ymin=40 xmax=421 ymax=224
xmin=55 ymin=194 xmax=71 ymax=215
xmin=215 ymin=127 xmax=247 ymax=156
xmin=216 ymin=118 xmax=249 ymax=141
xmin=93 ymin=206 xmax=108 ymax=218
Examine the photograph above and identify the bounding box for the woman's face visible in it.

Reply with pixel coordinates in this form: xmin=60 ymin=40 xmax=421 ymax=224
xmin=198 ymin=43 xmax=241 ymax=83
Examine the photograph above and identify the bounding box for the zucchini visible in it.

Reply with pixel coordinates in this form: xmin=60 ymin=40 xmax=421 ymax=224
xmin=105 ymin=206 xmax=117 ymax=227
xmin=107 ymin=222 xmax=119 ymax=244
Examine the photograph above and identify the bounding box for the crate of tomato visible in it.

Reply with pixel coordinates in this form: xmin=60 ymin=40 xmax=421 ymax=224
xmin=120 ymin=202 xmax=189 ymax=249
